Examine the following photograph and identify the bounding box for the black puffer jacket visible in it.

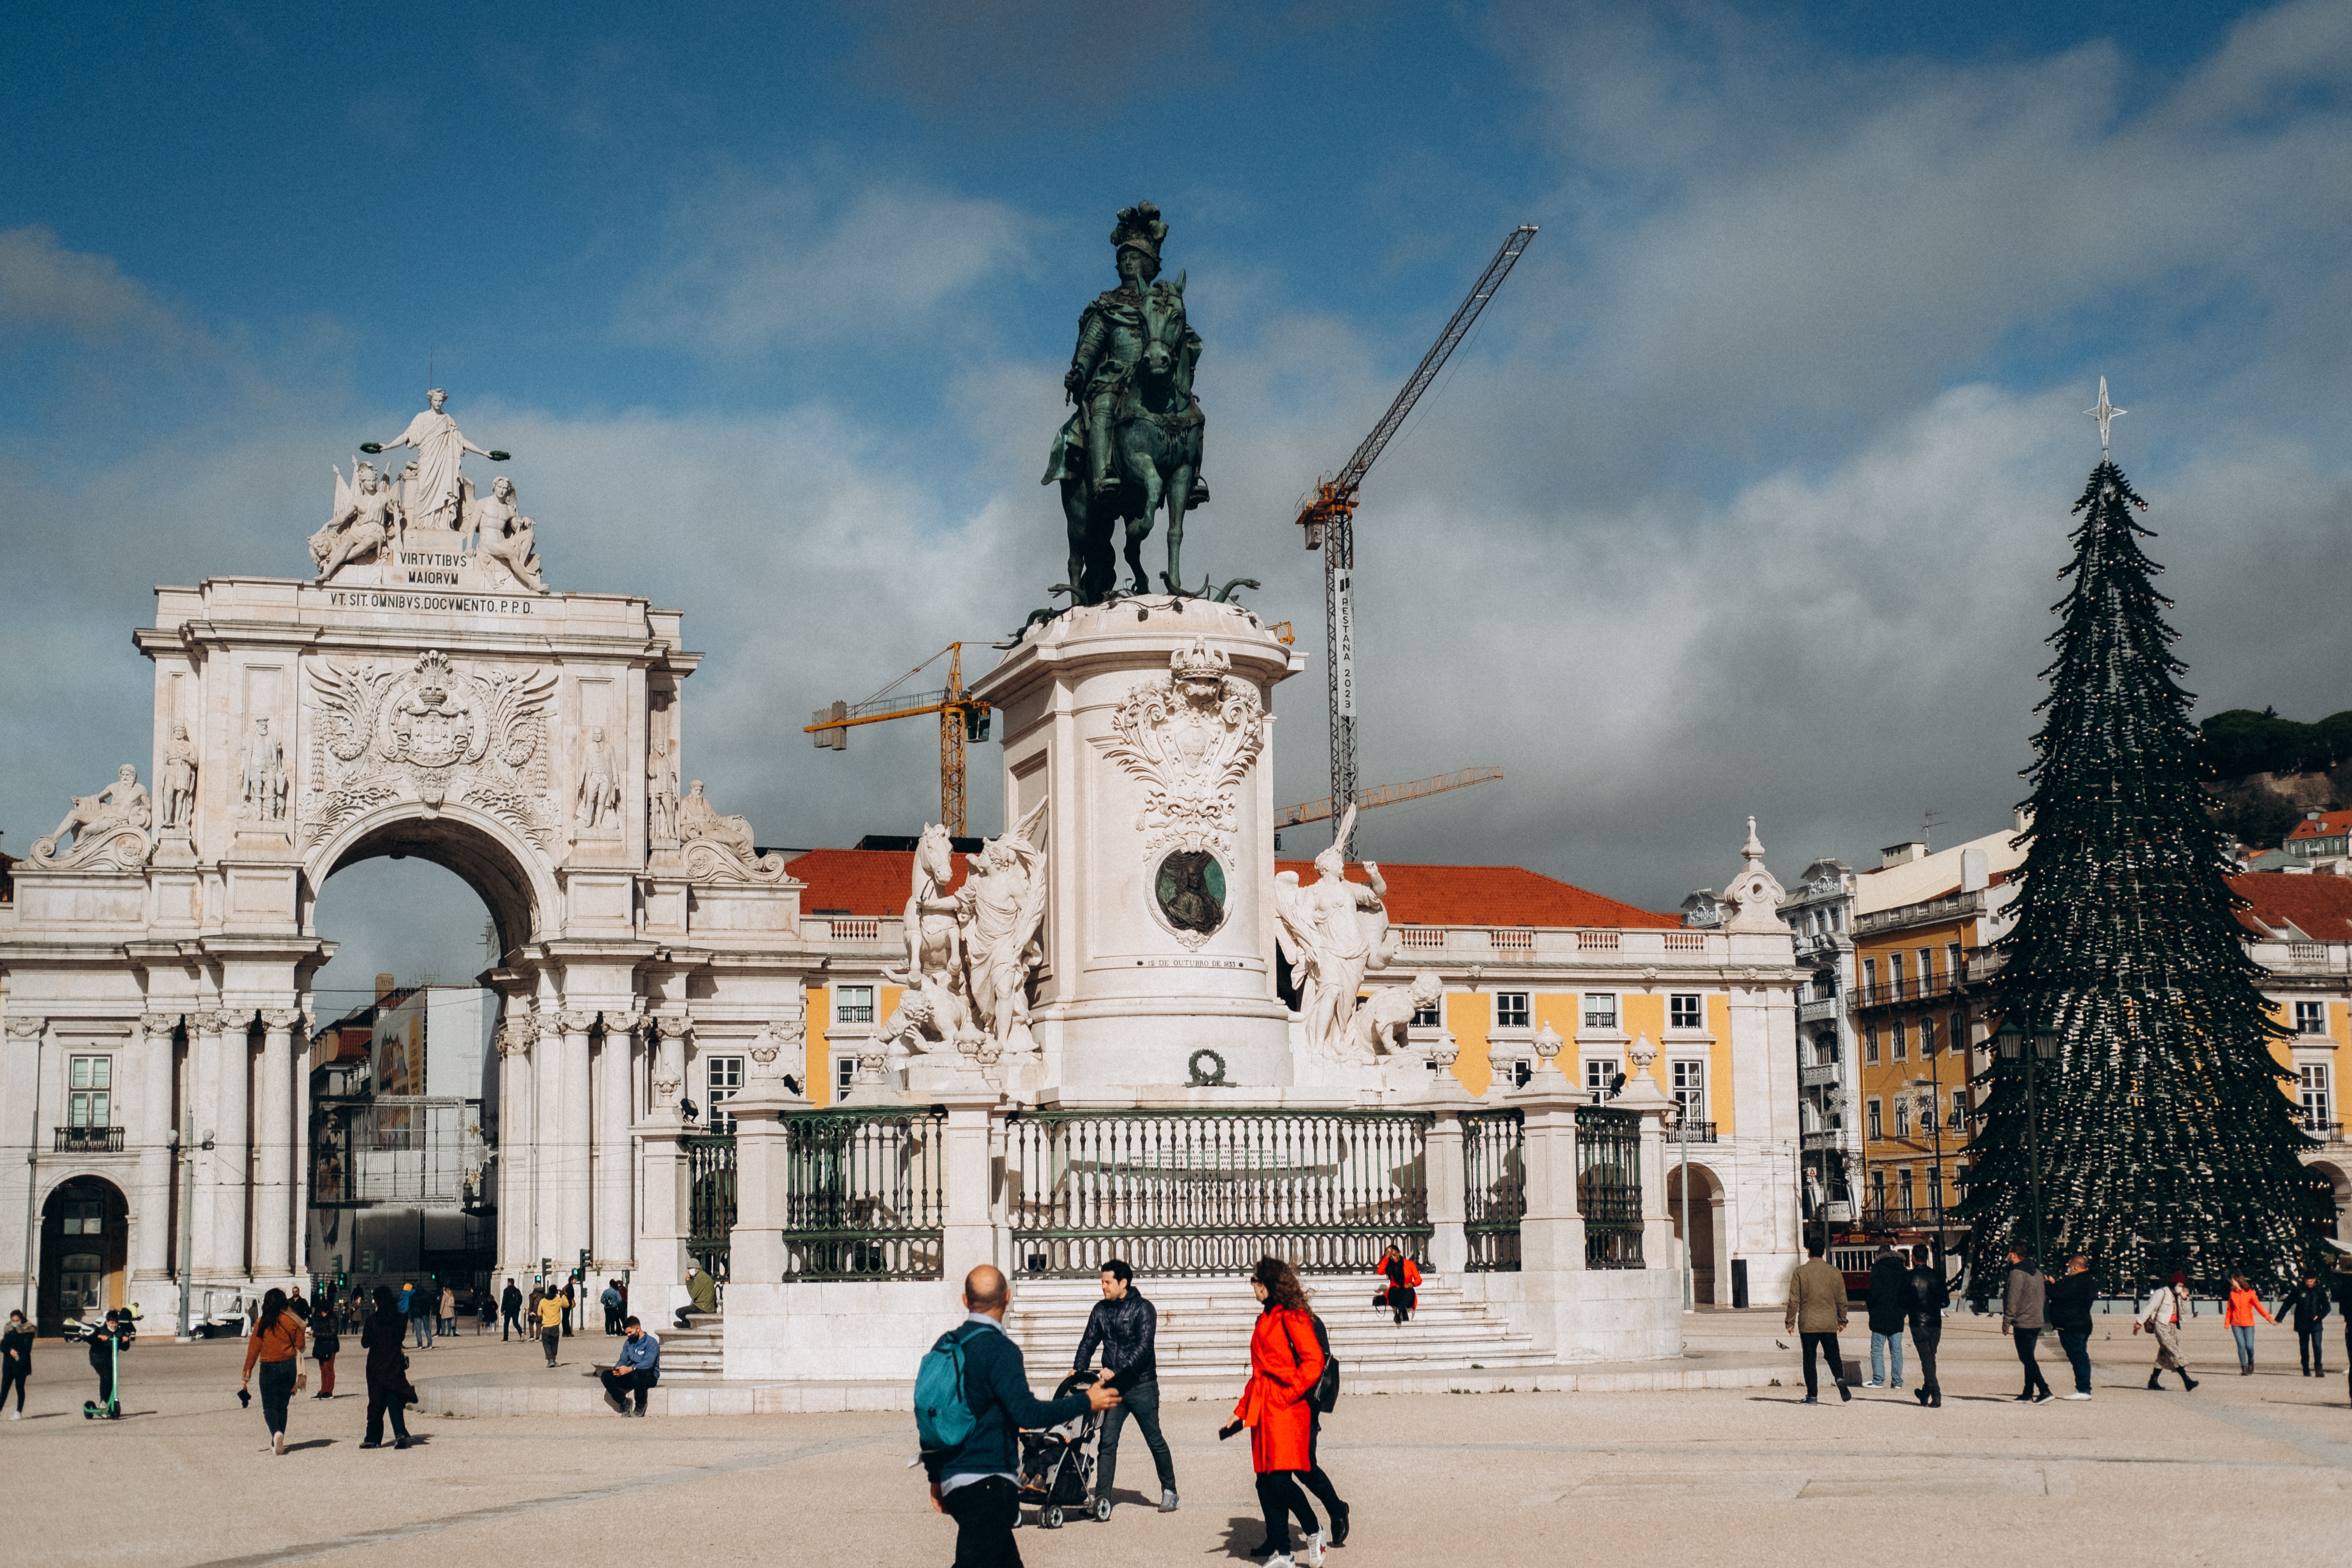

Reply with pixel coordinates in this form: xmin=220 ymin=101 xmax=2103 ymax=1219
xmin=1074 ymin=1290 xmax=1159 ymax=1390
xmin=1865 ymin=1256 xmax=1913 ymax=1335
xmin=1907 ymin=1263 xmax=1950 ymax=1332
xmin=361 ymin=1310 xmax=409 ymax=1391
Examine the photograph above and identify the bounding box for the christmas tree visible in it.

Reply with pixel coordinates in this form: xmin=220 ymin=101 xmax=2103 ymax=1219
xmin=1960 ymin=398 xmax=2326 ymax=1294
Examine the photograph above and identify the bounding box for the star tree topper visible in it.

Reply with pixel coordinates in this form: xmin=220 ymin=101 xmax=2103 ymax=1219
xmin=2085 ymin=377 xmax=2125 ymax=457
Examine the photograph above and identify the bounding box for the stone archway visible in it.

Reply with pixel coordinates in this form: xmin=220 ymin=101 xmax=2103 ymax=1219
xmin=38 ymin=1174 xmax=128 ymax=1335
xmin=2308 ymin=1158 xmax=2350 ymax=1239
xmin=305 ymin=798 xmax=556 ymax=962
xmin=1664 ymin=1160 xmax=1727 ymax=1305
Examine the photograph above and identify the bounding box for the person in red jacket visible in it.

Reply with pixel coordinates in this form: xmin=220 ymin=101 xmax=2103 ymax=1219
xmin=1377 ymin=1244 xmax=1420 ymax=1325
xmin=1228 ymin=1257 xmax=1327 ymax=1568
xmin=2224 ymin=1273 xmax=2276 ymax=1375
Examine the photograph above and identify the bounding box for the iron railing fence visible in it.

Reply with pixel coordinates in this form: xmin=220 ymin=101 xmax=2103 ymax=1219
xmin=684 ymin=1133 xmax=737 ymax=1280
xmin=781 ymin=1106 xmax=947 ymax=1282
xmin=54 ymin=1126 xmax=125 ymax=1153
xmin=1004 ymin=1109 xmax=1431 ymax=1279
xmin=1461 ymin=1109 xmax=1525 ymax=1271
xmin=1577 ymin=1106 xmax=1643 ymax=1269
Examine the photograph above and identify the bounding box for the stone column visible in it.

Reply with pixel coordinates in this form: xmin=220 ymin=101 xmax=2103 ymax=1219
xmin=186 ymin=1011 xmax=223 ymax=1279
xmin=292 ymin=1004 xmax=312 ymax=1281
xmin=1615 ymin=1034 xmax=1681 ymax=1272
xmin=556 ymin=1009 xmax=598 ymax=1275
xmin=254 ymin=1009 xmax=302 ymax=1279
xmin=1417 ymin=1033 xmax=1475 ymax=1278
xmin=594 ymin=1009 xmax=644 ymax=1270
xmin=631 ymin=1051 xmax=689 ymax=1313
xmin=937 ymin=1082 xmax=1004 ymax=1294
xmin=654 ymin=1013 xmax=691 ymax=1121
xmin=531 ymin=1010 xmax=565 ymax=1276
xmin=4 ymin=1017 xmax=44 ymax=1302
xmin=134 ymin=1014 xmax=180 ymax=1284
xmin=1506 ymin=1060 xmax=1588 ymax=1360
xmin=723 ymin=1066 xmax=810 ymax=1288
xmin=220 ymin=1012 xmax=254 ymax=1279
xmin=496 ymin=1016 xmax=534 ymax=1279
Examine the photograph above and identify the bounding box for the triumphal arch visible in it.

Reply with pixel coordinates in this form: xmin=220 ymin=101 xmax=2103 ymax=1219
xmin=0 ymin=393 xmax=808 ymax=1318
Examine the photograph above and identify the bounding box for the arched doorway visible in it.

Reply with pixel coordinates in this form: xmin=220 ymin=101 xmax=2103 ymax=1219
xmin=39 ymin=1176 xmax=127 ymax=1334
xmin=1664 ymin=1162 xmax=1726 ymax=1305
xmin=304 ymin=805 xmax=544 ymax=1303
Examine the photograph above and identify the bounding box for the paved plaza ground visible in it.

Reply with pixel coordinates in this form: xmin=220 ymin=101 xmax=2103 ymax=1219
xmin=4 ymin=1308 xmax=2348 ymax=1567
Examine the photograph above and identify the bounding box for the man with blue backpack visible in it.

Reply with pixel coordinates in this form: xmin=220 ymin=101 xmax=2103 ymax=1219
xmin=920 ymin=1264 xmax=1119 ymax=1566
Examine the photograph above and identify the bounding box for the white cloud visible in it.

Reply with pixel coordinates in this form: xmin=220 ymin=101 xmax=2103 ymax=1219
xmin=622 ymin=167 xmax=1031 ymax=354
xmin=0 ymin=225 xmax=190 ymax=345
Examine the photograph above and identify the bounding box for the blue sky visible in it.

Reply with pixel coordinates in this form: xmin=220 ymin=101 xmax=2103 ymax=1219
xmin=6 ymin=1 xmax=2350 ymax=991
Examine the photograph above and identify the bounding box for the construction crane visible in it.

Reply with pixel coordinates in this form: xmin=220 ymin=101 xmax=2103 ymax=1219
xmin=804 ymin=643 xmax=991 ymax=838
xmin=1275 ymin=766 xmax=1504 ymax=830
xmin=1291 ymin=224 xmax=1537 ymax=858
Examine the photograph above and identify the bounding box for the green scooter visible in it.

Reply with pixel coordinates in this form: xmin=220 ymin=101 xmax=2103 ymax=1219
xmin=66 ymin=1311 xmax=133 ymax=1419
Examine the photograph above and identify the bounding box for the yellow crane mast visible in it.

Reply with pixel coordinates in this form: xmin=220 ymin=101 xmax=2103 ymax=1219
xmin=804 ymin=642 xmax=991 ymax=837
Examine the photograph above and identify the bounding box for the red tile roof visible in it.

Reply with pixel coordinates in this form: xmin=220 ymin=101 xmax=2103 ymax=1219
xmin=785 ymin=847 xmax=972 ymax=916
xmin=784 ymin=848 xmax=1678 ymax=929
xmin=2227 ymin=872 xmax=2352 ymax=942
xmin=2286 ymin=811 xmax=2352 ymax=841
xmin=1276 ymin=861 xmax=1680 ymax=929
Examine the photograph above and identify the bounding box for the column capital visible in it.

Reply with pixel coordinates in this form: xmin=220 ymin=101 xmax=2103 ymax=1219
xmin=654 ymin=1011 xmax=694 ymax=1041
xmin=495 ymin=1020 xmax=534 ymax=1057
xmin=260 ymin=1008 xmax=304 ymax=1032
xmin=557 ymin=1009 xmax=599 ymax=1034
xmin=5 ymin=1015 xmax=47 ymax=1041
xmin=139 ymin=1012 xmax=182 ymax=1040
xmin=603 ymin=1007 xmax=649 ymax=1038
xmin=531 ymin=1009 xmax=566 ymax=1042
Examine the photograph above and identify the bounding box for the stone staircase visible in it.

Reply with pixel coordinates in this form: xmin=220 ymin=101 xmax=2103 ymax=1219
xmin=1003 ymin=1276 xmax=1551 ymax=1384
xmin=656 ymin=1313 xmax=726 ymax=1381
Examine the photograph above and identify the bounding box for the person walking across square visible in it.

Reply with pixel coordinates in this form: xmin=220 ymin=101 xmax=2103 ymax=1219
xmin=1864 ymin=1245 xmax=1909 ymax=1389
xmin=239 ymin=1287 xmax=306 ymax=1455
xmin=360 ymin=1285 xmax=413 ymax=1449
xmin=2224 ymin=1273 xmax=2274 ymax=1374
xmin=2281 ymin=1268 xmax=2331 ymax=1377
xmin=537 ymin=1283 xmax=565 ymax=1366
xmin=1075 ymin=1258 xmax=1179 ymax=1516
xmin=2002 ymin=1247 xmax=2053 ymax=1402
xmin=923 ymin=1264 xmax=1116 ymax=1568
xmin=2134 ymin=1271 xmax=2198 ymax=1391
xmin=2047 ymin=1254 xmax=2097 ymax=1399
xmin=1907 ymin=1247 xmax=1949 ymax=1407
xmin=2 ymin=1309 xmax=31 ymax=1418
xmin=1230 ymin=1257 xmax=1328 ymax=1567
xmin=1785 ymin=1238 xmax=1851 ymax=1404
xmin=501 ymin=1279 xmax=523 ymax=1341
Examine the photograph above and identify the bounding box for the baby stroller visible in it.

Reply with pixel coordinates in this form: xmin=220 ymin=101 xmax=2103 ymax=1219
xmin=1018 ymin=1370 xmax=1110 ymax=1528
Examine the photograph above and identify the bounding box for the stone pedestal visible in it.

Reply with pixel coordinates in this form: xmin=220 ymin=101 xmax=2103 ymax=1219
xmin=969 ymin=598 xmax=1305 ymax=1091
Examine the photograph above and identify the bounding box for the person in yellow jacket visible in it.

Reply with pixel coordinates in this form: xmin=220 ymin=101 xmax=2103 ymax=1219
xmin=536 ymin=1283 xmax=566 ymax=1367
xmin=1785 ymin=1239 xmax=1852 ymax=1404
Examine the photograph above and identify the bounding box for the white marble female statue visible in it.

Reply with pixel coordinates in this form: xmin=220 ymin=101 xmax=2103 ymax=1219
xmin=1273 ymin=805 xmax=1394 ymax=1062
xmin=371 ymin=388 xmax=498 ymax=532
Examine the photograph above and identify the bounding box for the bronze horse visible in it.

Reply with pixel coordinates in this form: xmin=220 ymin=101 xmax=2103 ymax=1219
xmin=1059 ymin=276 xmax=1207 ymax=603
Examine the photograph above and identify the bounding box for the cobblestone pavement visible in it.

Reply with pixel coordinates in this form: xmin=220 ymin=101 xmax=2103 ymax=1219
xmin=5 ymin=1310 xmax=2347 ymax=1567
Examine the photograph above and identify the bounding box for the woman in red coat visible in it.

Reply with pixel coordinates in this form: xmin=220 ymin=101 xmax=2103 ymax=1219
xmin=1231 ymin=1257 xmax=1326 ymax=1566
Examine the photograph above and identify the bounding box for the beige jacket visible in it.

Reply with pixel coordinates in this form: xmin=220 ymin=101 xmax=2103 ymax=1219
xmin=1785 ymin=1258 xmax=1850 ymax=1334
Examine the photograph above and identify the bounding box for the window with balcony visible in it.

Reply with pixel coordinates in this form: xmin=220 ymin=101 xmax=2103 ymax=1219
xmin=1871 ymin=1168 xmax=1886 ymax=1216
xmin=1411 ymin=996 xmax=1442 ymax=1029
xmin=67 ymin=1054 xmax=113 ymax=1130
xmin=1951 ymin=1011 xmax=1968 ymax=1054
xmin=1582 ymin=994 xmax=1617 ymax=1031
xmin=1669 ymin=993 xmax=1703 ymax=1031
xmin=2295 ymin=1001 xmax=2327 ymax=1036
xmin=1918 ymin=946 xmax=1936 ymax=988
xmin=2300 ymin=1063 xmax=2332 ymax=1131
xmin=1920 ymin=1015 xmax=1938 ymax=1057
xmin=1671 ymin=1058 xmax=1706 ymax=1122
xmin=1888 ymin=952 xmax=1905 ymax=995
xmin=835 ymin=985 xmax=874 ymax=1026
xmin=1898 ymin=1167 xmax=1914 ymax=1219
xmin=1864 ymin=1025 xmax=1879 ymax=1064
xmin=1952 ymin=1089 xmax=1969 ymax=1129
xmin=1867 ymin=1098 xmax=1882 ymax=1141
xmin=1495 ymin=992 xmax=1530 ymax=1030
xmin=1892 ymin=1019 xmax=1908 ymax=1061
xmin=705 ymin=1055 xmax=744 ymax=1133
xmin=1947 ymin=943 xmax=1964 ymax=982
xmin=1928 ymin=1164 xmax=1944 ymax=1215
xmin=1862 ymin=957 xmax=1877 ymax=993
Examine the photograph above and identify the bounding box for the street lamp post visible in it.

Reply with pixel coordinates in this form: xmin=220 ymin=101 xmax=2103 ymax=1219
xmin=172 ymin=1117 xmax=214 ymax=1341
xmin=1994 ymin=1018 xmax=2060 ymax=1264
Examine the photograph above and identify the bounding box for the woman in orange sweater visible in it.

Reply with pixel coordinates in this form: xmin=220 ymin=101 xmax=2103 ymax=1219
xmin=241 ymin=1288 xmax=306 ymax=1455
xmin=1229 ymin=1257 xmax=1327 ymax=1568
xmin=2224 ymin=1274 xmax=2275 ymax=1375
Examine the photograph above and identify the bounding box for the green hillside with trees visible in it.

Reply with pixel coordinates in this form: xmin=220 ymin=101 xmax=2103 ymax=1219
xmin=2199 ymin=707 xmax=2352 ymax=848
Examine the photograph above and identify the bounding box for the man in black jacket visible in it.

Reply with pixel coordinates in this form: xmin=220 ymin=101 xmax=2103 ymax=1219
xmin=2282 ymin=1268 xmax=2332 ymax=1376
xmin=1075 ymin=1258 xmax=1179 ymax=1516
xmin=1907 ymin=1248 xmax=1949 ymax=1407
xmin=1864 ymin=1246 xmax=1911 ymax=1389
xmin=500 ymin=1279 xmax=523 ymax=1342
xmin=2045 ymin=1253 xmax=2098 ymax=1399
xmin=928 ymin=1265 xmax=1118 ymax=1567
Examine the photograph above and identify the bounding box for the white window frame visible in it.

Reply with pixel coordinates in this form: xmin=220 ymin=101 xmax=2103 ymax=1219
xmin=1894 ymin=1097 xmax=1911 ymax=1139
xmin=835 ymin=985 xmax=875 ymax=1026
xmin=836 ymin=1055 xmax=856 ymax=1096
xmin=67 ymin=1053 xmax=113 ymax=1129
xmin=1410 ymin=995 xmax=1443 ymax=1029
xmin=1584 ymin=1057 xmax=1618 ymax=1097
xmin=1668 ymin=993 xmax=1703 ymax=1032
xmin=1493 ymin=991 xmax=1531 ymax=1031
xmin=1669 ymin=1057 xmax=1706 ymax=1122
xmin=2294 ymin=1000 xmax=2326 ymax=1036
xmin=1867 ymin=1098 xmax=1883 ymax=1141
xmin=1864 ymin=1025 xmax=1879 ymax=1065
xmin=1891 ymin=1018 xmax=1908 ymax=1061
xmin=1581 ymin=993 xmax=1619 ymax=1032
xmin=2300 ymin=1061 xmax=2332 ymax=1130
xmin=705 ymin=1055 xmax=744 ymax=1133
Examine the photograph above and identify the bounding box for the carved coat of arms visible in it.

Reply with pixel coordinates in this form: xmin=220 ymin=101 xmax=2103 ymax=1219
xmin=1093 ymin=637 xmax=1264 ymax=860
xmin=303 ymin=649 xmax=556 ymax=847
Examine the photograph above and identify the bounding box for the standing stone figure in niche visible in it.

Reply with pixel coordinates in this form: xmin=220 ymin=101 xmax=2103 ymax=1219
xmin=647 ymin=738 xmax=680 ymax=843
xmin=1044 ymin=202 xmax=1210 ymax=602
xmin=366 ymin=388 xmax=505 ymax=534
xmin=160 ymin=724 xmax=198 ymax=830
xmin=1273 ymin=805 xmax=1396 ymax=1062
xmin=576 ymin=726 xmax=621 ymax=831
xmin=242 ymin=717 xmax=288 ymax=821
xmin=312 ymin=461 xmax=404 ymax=580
